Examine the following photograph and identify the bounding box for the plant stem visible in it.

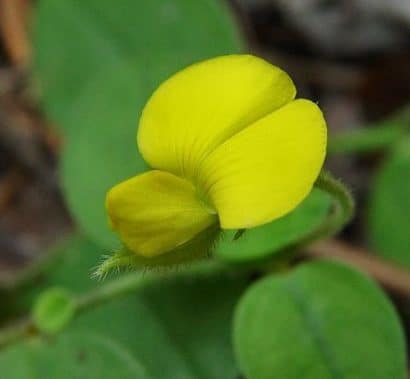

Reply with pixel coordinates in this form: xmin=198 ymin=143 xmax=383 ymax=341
xmin=328 ymin=124 xmax=403 ymax=154
xmin=328 ymin=106 xmax=410 ymax=154
xmin=268 ymin=170 xmax=354 ymax=263
xmin=76 ymin=260 xmax=227 ymax=315
xmin=304 ymin=170 xmax=354 ymax=245
xmin=0 ymin=318 xmax=34 ymax=350
xmin=0 ymin=261 xmax=229 ymax=350
xmin=218 ymin=170 xmax=355 ymax=270
xmin=0 ymin=273 xmax=158 ymax=350
xmin=75 ymin=272 xmax=152 ymax=315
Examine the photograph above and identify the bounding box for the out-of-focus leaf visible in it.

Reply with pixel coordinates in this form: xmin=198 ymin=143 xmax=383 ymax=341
xmin=31 ymin=235 xmax=103 ymax=292
xmin=214 ymin=189 xmax=330 ymax=263
xmin=60 ymin=65 xmax=148 ymax=248
xmin=4 ymin=235 xmax=247 ymax=379
xmin=369 ymin=138 xmax=410 ymax=267
xmin=0 ymin=332 xmax=151 ymax=379
xmin=33 ymin=0 xmax=243 ymax=128
xmin=33 ymin=0 xmax=243 ymax=249
xmin=233 ymin=260 xmax=406 ymax=379
xmin=72 ymin=267 xmax=247 ymax=379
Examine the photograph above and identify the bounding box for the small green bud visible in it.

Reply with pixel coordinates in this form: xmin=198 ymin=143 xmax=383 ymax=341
xmin=32 ymin=287 xmax=75 ymax=334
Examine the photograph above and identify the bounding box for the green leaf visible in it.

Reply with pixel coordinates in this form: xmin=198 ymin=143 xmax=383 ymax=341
xmin=60 ymin=65 xmax=149 ymax=248
xmin=214 ymin=189 xmax=331 ymax=263
xmin=0 ymin=332 xmax=151 ymax=379
xmin=71 ymin=266 xmax=247 ymax=379
xmin=25 ymin=235 xmax=104 ymax=293
xmin=233 ymin=260 xmax=406 ymax=379
xmin=33 ymin=0 xmax=243 ymax=249
xmin=368 ymin=138 xmax=410 ymax=267
xmin=33 ymin=0 xmax=243 ymax=126
xmin=6 ymin=235 xmax=248 ymax=379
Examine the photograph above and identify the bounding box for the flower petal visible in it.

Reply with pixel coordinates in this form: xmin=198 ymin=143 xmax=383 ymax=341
xmin=106 ymin=170 xmax=217 ymax=257
xmin=198 ymin=99 xmax=327 ymax=229
xmin=138 ymin=54 xmax=296 ymax=181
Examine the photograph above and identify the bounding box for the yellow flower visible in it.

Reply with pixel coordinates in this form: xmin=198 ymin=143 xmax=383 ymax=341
xmin=106 ymin=55 xmax=327 ymax=260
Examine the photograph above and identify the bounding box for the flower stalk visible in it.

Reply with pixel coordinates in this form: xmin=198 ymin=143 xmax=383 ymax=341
xmin=288 ymin=170 xmax=355 ymax=250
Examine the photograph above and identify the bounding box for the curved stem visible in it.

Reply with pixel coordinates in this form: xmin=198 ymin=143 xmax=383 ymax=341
xmin=300 ymin=170 xmax=354 ymax=246
xmin=268 ymin=170 xmax=354 ymax=263
xmin=218 ymin=170 xmax=354 ymax=270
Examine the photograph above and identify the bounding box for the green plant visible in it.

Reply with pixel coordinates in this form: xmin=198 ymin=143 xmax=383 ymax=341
xmin=0 ymin=1 xmax=409 ymax=378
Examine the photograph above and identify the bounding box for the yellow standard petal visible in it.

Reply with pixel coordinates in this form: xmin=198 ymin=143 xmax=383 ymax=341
xmin=197 ymin=99 xmax=327 ymax=229
xmin=138 ymin=54 xmax=296 ymax=181
xmin=106 ymin=170 xmax=217 ymax=257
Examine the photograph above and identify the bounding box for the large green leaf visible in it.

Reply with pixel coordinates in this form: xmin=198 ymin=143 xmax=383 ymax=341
xmin=4 ymin=235 xmax=248 ymax=379
xmin=233 ymin=260 xmax=406 ymax=379
xmin=33 ymin=0 xmax=243 ymax=126
xmin=368 ymin=138 xmax=410 ymax=267
xmin=33 ymin=0 xmax=243 ymax=249
xmin=214 ymin=189 xmax=330 ymax=263
xmin=60 ymin=65 xmax=149 ymax=248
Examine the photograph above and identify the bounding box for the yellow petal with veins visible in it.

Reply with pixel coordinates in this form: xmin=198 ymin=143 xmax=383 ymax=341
xmin=198 ymin=99 xmax=327 ymax=229
xmin=106 ymin=170 xmax=217 ymax=257
xmin=138 ymin=54 xmax=296 ymax=181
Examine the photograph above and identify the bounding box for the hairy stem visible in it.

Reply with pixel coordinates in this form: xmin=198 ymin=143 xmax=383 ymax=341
xmin=75 ymin=272 xmax=151 ymax=315
xmin=301 ymin=170 xmax=355 ymax=246
xmin=256 ymin=170 xmax=355 ymax=267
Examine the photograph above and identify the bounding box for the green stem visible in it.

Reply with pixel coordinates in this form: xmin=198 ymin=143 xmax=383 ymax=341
xmin=328 ymin=106 xmax=410 ymax=154
xmin=75 ymin=260 xmax=232 ymax=316
xmin=0 ymin=261 xmax=229 ymax=350
xmin=75 ymin=272 xmax=151 ymax=315
xmin=300 ymin=170 xmax=354 ymax=246
xmin=260 ymin=170 xmax=354 ymax=266
xmin=0 ymin=318 xmax=34 ymax=350
xmin=219 ymin=170 xmax=354 ymax=270
xmin=77 ymin=260 xmax=227 ymax=314
xmin=0 ymin=274 xmax=156 ymax=350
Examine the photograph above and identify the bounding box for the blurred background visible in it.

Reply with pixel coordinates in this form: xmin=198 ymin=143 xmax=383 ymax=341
xmin=0 ymin=0 xmax=410 ymax=373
